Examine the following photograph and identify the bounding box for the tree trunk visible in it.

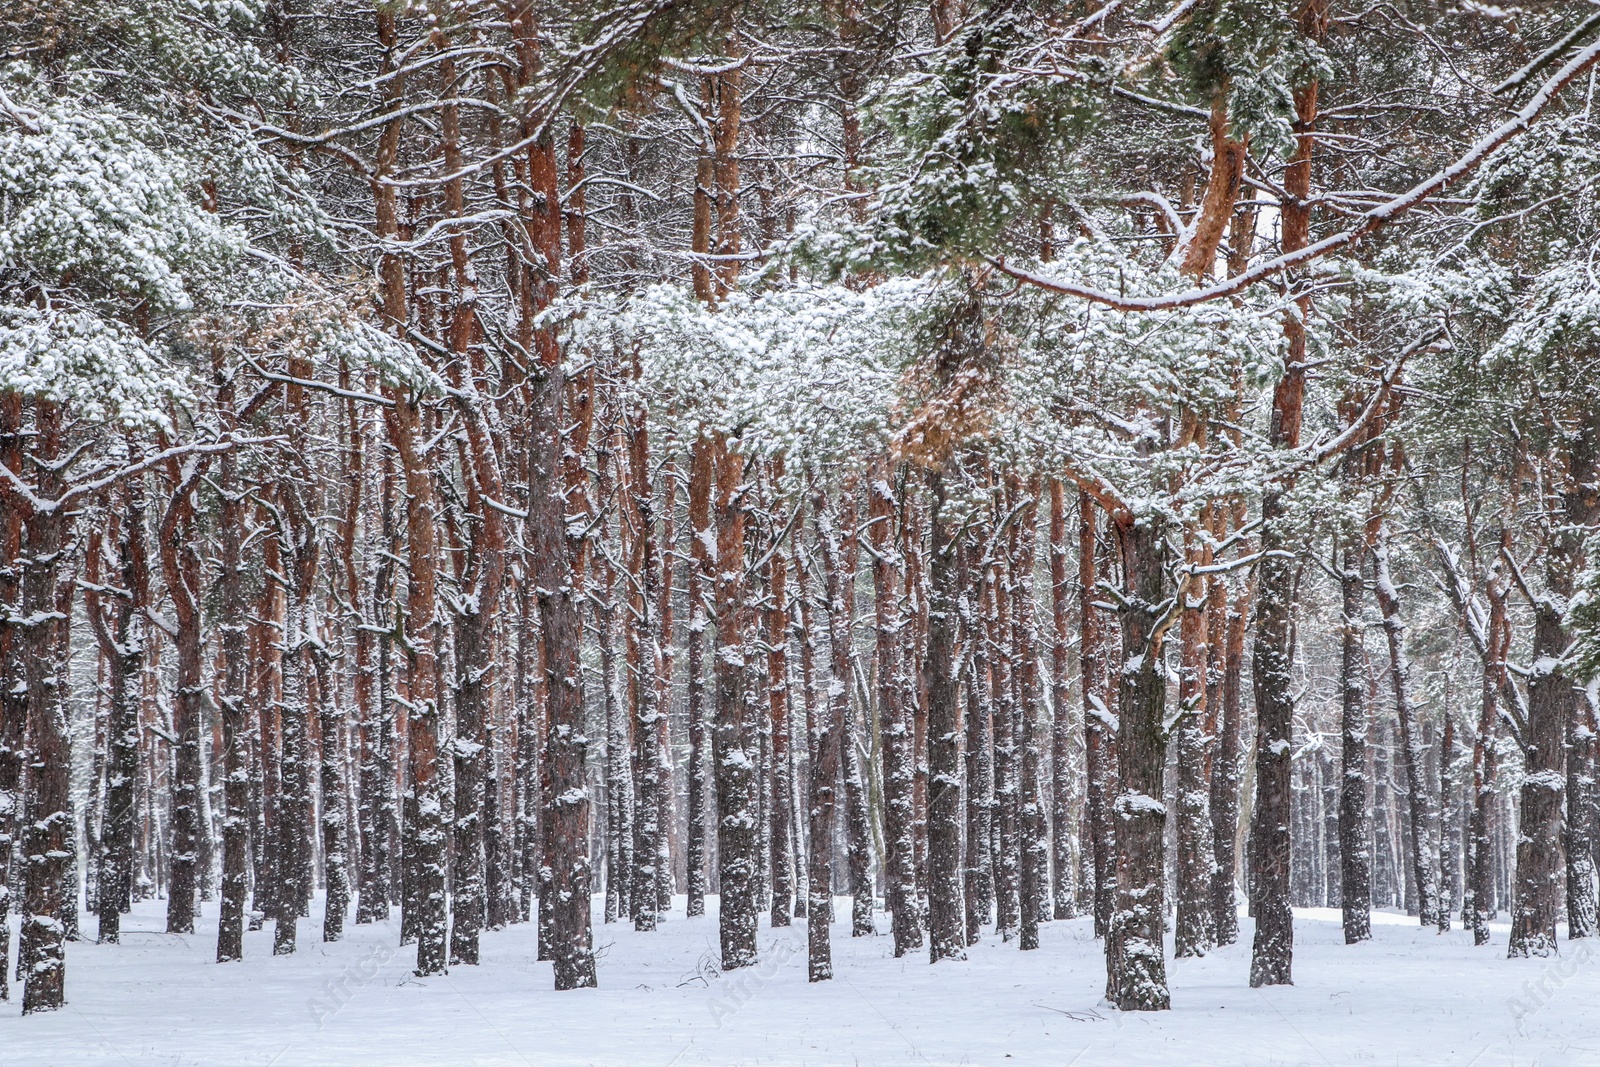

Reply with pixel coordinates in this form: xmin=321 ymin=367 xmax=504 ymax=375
xmin=18 ymin=401 xmax=72 ymax=1013
xmin=1107 ymin=514 xmax=1170 ymax=1011
xmin=85 ymin=477 xmax=148 ymax=951
xmin=383 ymin=391 xmax=449 ymax=976
xmin=216 ymin=436 xmax=252 ymax=959
xmin=806 ymin=492 xmax=841 ymax=981
xmin=1080 ymin=494 xmax=1116 ymax=941
xmin=1438 ymin=710 xmax=1457 ymax=933
xmin=1467 ymin=552 xmax=1509 ymax=946
xmin=712 ymin=434 xmax=758 ymax=970
xmin=0 ymin=393 xmax=24 ymax=1003
xmin=158 ymin=471 xmax=207 ymax=939
xmin=990 ymin=515 xmax=1020 ymax=942
xmin=686 ymin=439 xmax=713 ymax=918
xmin=792 ymin=538 xmax=820 ymax=923
xmin=1248 ymin=0 xmax=1324 ymax=988
xmin=961 ymin=535 xmax=995 ymax=942
xmin=596 ymin=424 xmax=630 ymax=926
xmin=926 ymin=471 xmax=967 ymax=962
xmin=629 ymin=399 xmax=666 ymax=932
xmin=1174 ymin=535 xmax=1216 ymax=957
xmin=1337 ymin=524 xmax=1372 ymax=943
xmin=1209 ymin=521 xmax=1248 ymax=947
xmin=1048 ymin=481 xmax=1077 ymax=921
xmin=1508 ymin=589 xmax=1568 ymax=957
xmin=1373 ymin=531 xmax=1441 ymax=928
xmin=1011 ymin=477 xmax=1046 ymax=950
xmin=768 ymin=485 xmax=796 ymax=929
xmin=833 ymin=490 xmax=874 ymax=939
xmin=314 ymin=650 xmax=351 ymax=944
xmin=870 ymin=462 xmax=919 ymax=954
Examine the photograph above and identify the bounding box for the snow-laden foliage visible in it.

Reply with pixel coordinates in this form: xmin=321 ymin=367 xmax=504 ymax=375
xmin=990 ymin=239 xmax=1291 ymax=519
xmin=1571 ymin=542 xmax=1600 ymax=680
xmin=0 ymin=93 xmax=249 ymax=314
xmin=576 ymin=279 xmax=932 ymax=467
xmin=860 ymin=13 xmax=1098 ymax=267
xmin=0 ymin=304 xmax=188 ymax=430
xmin=1481 ymin=255 xmax=1600 ymax=374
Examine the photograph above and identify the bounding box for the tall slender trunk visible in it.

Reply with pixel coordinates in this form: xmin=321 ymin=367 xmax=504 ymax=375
xmin=1438 ymin=710 xmax=1457 ymax=932
xmin=926 ymin=472 xmax=967 ymax=962
xmin=350 ymin=395 xmax=386 ymax=928
xmin=217 ymin=417 xmax=252 ymax=959
xmin=1107 ymin=513 xmax=1170 ymax=1012
xmin=656 ymin=458 xmax=678 ymax=914
xmin=85 ymin=476 xmax=147 ymax=950
xmin=1249 ymin=0 xmax=1325 ymax=989
xmin=961 ymin=536 xmax=995 ymax=942
xmin=274 ymin=386 xmax=321 ymax=952
xmin=598 ymin=426 xmax=631 ymax=925
xmin=528 ymin=353 xmax=596 ymax=989
xmin=686 ymin=439 xmax=713 ymax=918
xmin=1467 ymin=547 xmax=1510 ymax=945
xmin=629 ymin=397 xmax=666 ymax=932
xmin=1211 ymin=546 xmax=1249 ymax=946
xmin=871 ymin=462 xmax=919 ymax=954
xmin=806 ymin=492 xmax=842 ymax=980
xmin=313 ymin=649 xmax=351 ymax=944
xmin=1338 ymin=522 xmax=1372 ymax=943
xmin=792 ymin=537 xmax=819 ymax=921
xmin=1048 ymin=481 xmax=1077 ymax=920
xmin=253 ymin=522 xmax=285 ymax=933
xmin=0 ymin=394 xmax=23 ymax=1002
xmin=1174 ymin=533 xmax=1216 ymax=957
xmin=990 ymin=518 xmax=1020 ymax=942
xmin=1011 ymin=478 xmax=1046 ymax=950
xmin=1080 ymin=495 xmax=1116 ymax=942
xmin=366 ymin=460 xmax=400 ymax=924
xmin=712 ymin=435 xmax=758 ymax=969
xmin=833 ymin=490 xmax=874 ymax=939
xmin=439 ymin=52 xmax=505 ymax=964
xmin=18 ymin=401 xmax=72 ymax=1013
xmin=768 ymin=486 xmax=796 ymax=929
xmin=158 ymin=466 xmax=208 ymax=938
xmin=513 ymin=579 xmax=538 ymax=926
xmin=383 ymin=391 xmax=448 ymax=975
xmin=1373 ymin=530 xmax=1441 ymax=928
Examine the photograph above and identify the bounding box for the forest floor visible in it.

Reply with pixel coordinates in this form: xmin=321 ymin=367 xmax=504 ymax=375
xmin=3 ymin=896 xmax=1595 ymax=1066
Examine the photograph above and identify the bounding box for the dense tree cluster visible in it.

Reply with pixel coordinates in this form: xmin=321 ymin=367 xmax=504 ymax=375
xmin=3 ymin=0 xmax=1600 ymax=1018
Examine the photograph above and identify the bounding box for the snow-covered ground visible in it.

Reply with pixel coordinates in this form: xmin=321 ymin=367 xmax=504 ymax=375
xmin=4 ymin=899 xmax=1596 ymax=1066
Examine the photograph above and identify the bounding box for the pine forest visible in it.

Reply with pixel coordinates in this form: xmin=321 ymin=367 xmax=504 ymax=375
xmin=3 ymin=1 xmax=1600 ymax=1064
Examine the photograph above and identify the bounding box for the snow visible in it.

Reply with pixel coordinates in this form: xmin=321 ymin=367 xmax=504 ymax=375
xmin=6 ymin=898 xmax=1597 ymax=1065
